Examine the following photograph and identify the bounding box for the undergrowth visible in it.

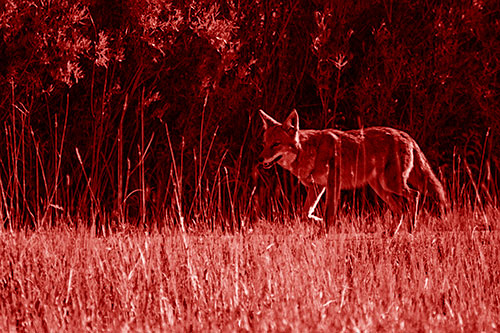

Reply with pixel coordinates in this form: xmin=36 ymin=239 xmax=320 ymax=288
xmin=0 ymin=214 xmax=499 ymax=331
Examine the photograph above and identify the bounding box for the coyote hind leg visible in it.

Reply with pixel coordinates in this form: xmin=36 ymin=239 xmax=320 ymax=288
xmin=368 ymin=179 xmax=404 ymax=215
xmin=368 ymin=178 xmax=420 ymax=234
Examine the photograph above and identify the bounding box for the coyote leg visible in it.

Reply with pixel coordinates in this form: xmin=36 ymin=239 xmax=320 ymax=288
xmin=306 ymin=187 xmax=325 ymax=222
xmin=325 ymin=158 xmax=341 ymax=230
xmin=325 ymin=185 xmax=340 ymax=230
xmin=368 ymin=179 xmax=404 ymax=234
xmin=368 ymin=179 xmax=404 ymax=214
xmin=369 ymin=178 xmax=422 ymax=233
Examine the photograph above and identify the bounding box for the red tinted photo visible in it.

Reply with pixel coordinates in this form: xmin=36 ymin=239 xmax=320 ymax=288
xmin=0 ymin=0 xmax=499 ymax=331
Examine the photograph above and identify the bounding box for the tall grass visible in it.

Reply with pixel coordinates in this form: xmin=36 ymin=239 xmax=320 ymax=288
xmin=1 ymin=1 xmax=499 ymax=330
xmin=1 ymin=66 xmax=498 ymax=232
xmin=0 ymin=218 xmax=499 ymax=331
xmin=1 ymin=83 xmax=499 ymax=331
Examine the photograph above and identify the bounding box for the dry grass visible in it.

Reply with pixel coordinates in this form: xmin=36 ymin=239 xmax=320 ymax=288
xmin=1 ymin=2 xmax=499 ymax=331
xmin=0 ymin=211 xmax=499 ymax=332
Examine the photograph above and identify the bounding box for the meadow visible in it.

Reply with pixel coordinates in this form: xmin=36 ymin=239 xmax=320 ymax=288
xmin=1 ymin=0 xmax=500 ymax=331
xmin=0 ymin=209 xmax=499 ymax=332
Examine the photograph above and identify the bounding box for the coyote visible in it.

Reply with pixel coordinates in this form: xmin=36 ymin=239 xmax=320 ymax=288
xmin=258 ymin=109 xmax=449 ymax=229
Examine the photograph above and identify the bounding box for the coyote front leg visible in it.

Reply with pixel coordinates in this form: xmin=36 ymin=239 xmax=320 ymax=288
xmin=325 ymin=158 xmax=341 ymax=230
xmin=304 ymin=186 xmax=325 ymax=222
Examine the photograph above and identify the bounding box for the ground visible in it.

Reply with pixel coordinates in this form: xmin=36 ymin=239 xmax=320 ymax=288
xmin=0 ymin=210 xmax=498 ymax=331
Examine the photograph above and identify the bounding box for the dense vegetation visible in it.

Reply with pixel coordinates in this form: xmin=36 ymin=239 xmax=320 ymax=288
xmin=1 ymin=1 xmax=499 ymax=330
xmin=1 ymin=0 xmax=499 ymax=227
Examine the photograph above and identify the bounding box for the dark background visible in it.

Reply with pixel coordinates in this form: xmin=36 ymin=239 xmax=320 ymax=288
xmin=1 ymin=0 xmax=499 ymax=228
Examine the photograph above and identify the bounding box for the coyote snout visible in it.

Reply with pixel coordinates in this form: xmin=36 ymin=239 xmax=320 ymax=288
xmin=258 ymin=109 xmax=449 ymax=230
xmin=258 ymin=153 xmax=282 ymax=169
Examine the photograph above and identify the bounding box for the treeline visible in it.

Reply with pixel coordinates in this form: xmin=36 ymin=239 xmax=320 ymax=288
xmin=1 ymin=0 xmax=499 ymax=228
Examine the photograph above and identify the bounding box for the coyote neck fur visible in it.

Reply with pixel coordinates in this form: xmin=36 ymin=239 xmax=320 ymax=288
xmin=279 ymin=129 xmax=337 ymax=187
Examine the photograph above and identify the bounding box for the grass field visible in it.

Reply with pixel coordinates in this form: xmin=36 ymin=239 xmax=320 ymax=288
xmin=1 ymin=210 xmax=499 ymax=332
xmin=2 ymin=1 xmax=499 ymax=330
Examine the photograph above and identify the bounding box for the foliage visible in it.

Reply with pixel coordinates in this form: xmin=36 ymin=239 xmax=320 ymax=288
xmin=0 ymin=0 xmax=499 ymax=227
xmin=1 ymin=2 xmax=499 ymax=330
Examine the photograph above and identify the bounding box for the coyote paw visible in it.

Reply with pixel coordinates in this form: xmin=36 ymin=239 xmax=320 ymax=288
xmin=307 ymin=212 xmax=323 ymax=222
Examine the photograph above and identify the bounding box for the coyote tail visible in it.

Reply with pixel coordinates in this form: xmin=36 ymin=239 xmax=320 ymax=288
xmin=413 ymin=148 xmax=450 ymax=213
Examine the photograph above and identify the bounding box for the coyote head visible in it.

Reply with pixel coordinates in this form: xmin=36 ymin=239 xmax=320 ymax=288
xmin=258 ymin=109 xmax=301 ymax=169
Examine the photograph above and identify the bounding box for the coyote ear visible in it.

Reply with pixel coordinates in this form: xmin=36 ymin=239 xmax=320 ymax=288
xmin=283 ymin=109 xmax=299 ymax=133
xmin=259 ymin=109 xmax=280 ymax=130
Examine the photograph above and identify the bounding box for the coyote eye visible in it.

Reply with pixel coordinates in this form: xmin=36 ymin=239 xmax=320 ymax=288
xmin=271 ymin=142 xmax=280 ymax=148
